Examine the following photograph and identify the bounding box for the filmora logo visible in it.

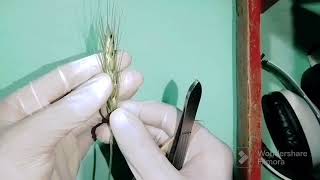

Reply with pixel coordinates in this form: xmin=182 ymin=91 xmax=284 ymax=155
xmin=237 ymin=147 xmax=249 ymax=168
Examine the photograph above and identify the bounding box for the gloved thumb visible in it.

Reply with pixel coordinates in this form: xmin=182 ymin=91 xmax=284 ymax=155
xmin=2 ymin=73 xmax=112 ymax=155
xmin=110 ymin=108 xmax=183 ymax=180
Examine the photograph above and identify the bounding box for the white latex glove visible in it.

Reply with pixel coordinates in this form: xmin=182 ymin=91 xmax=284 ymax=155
xmin=97 ymin=101 xmax=233 ymax=180
xmin=0 ymin=52 xmax=143 ymax=180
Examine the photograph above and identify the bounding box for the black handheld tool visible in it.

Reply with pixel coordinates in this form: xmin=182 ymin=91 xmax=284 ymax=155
xmin=167 ymin=80 xmax=202 ymax=170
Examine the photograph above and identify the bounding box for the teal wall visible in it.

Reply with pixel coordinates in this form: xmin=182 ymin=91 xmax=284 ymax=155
xmin=262 ymin=0 xmax=320 ymax=179
xmin=0 ymin=0 xmax=234 ymax=179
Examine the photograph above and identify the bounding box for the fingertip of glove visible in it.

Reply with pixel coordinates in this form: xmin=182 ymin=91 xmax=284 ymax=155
xmin=123 ymin=70 xmax=144 ymax=88
xmin=63 ymin=74 xmax=112 ymax=118
xmin=85 ymin=73 xmax=113 ymax=102
xmin=110 ymin=108 xmax=139 ymax=134
xmin=117 ymin=51 xmax=132 ymax=70
xmin=119 ymin=70 xmax=144 ymax=99
xmin=97 ymin=73 xmax=113 ymax=93
xmin=118 ymin=100 xmax=142 ymax=116
xmin=110 ymin=108 xmax=129 ymax=127
xmin=96 ymin=123 xmax=112 ymax=144
xmin=134 ymin=70 xmax=144 ymax=87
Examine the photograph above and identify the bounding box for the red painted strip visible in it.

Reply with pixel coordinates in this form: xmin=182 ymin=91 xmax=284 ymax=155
xmin=248 ymin=0 xmax=262 ymax=179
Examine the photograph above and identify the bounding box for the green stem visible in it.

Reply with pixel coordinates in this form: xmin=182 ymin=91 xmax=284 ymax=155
xmin=108 ymin=136 xmax=114 ymax=180
xmin=92 ymin=143 xmax=97 ymax=180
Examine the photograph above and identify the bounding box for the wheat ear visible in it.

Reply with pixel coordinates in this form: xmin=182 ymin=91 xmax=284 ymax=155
xmin=97 ymin=5 xmax=122 ymax=179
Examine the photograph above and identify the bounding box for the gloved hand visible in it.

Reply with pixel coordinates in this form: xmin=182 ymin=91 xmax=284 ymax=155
xmin=0 ymin=52 xmax=143 ymax=180
xmin=97 ymin=101 xmax=234 ymax=180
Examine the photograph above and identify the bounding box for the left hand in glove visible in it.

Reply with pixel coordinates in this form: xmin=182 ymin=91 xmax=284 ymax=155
xmin=0 ymin=52 xmax=143 ymax=180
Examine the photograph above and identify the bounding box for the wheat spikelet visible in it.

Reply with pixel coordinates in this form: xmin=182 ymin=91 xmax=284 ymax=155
xmin=94 ymin=1 xmax=122 ymax=179
xmin=98 ymin=5 xmax=121 ymax=116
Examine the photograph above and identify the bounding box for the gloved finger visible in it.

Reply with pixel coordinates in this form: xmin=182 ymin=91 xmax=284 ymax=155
xmin=119 ymin=70 xmax=144 ymax=100
xmin=0 ymin=54 xmax=102 ymax=124
xmin=81 ymin=114 xmax=169 ymax=148
xmin=75 ymin=121 xmax=113 ymax=159
xmin=71 ymin=111 xmax=103 ymax=159
xmin=117 ymin=51 xmax=132 ymax=71
xmin=76 ymin=129 xmax=95 ymax=159
xmin=146 ymin=126 xmax=170 ymax=146
xmin=179 ymin=126 xmax=233 ymax=180
xmin=71 ymin=68 xmax=144 ymax=138
xmin=180 ymin=148 xmax=233 ymax=180
xmin=71 ymin=122 xmax=111 ymax=160
xmin=71 ymin=110 xmax=102 ymax=136
xmin=119 ymin=101 xmax=180 ymax=137
xmin=95 ymin=123 xmax=112 ymax=144
xmin=54 ymin=133 xmax=80 ymax=180
xmin=0 ymin=52 xmax=131 ymax=125
xmin=61 ymin=67 xmax=143 ymax=159
xmin=110 ymin=108 xmax=183 ymax=180
xmin=126 ymin=159 xmax=144 ymax=180
xmin=2 ymin=73 xmax=112 ymax=153
xmin=94 ymin=123 xmax=169 ymax=147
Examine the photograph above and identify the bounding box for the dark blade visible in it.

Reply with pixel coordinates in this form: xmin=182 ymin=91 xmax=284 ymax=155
xmin=167 ymin=80 xmax=202 ymax=170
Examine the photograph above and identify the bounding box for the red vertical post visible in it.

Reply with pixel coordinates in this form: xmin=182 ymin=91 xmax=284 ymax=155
xmin=236 ymin=0 xmax=262 ymax=179
xmin=248 ymin=0 xmax=262 ymax=179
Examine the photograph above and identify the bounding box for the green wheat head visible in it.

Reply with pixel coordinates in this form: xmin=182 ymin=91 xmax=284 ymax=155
xmin=98 ymin=9 xmax=121 ymax=114
xmin=95 ymin=2 xmax=122 ymax=179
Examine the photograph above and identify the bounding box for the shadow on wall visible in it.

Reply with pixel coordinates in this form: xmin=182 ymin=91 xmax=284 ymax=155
xmin=263 ymin=0 xmax=320 ymax=59
xmin=293 ymin=0 xmax=320 ymax=57
xmin=162 ymin=80 xmax=179 ymax=106
xmin=263 ymin=0 xmax=320 ymax=81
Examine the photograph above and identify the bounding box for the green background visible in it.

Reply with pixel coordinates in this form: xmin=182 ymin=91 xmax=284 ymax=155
xmin=262 ymin=0 xmax=320 ymax=179
xmin=0 ymin=0 xmax=235 ymax=179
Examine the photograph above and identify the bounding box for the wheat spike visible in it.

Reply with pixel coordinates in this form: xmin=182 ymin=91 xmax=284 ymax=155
xmin=95 ymin=1 xmax=122 ymax=179
xmin=99 ymin=22 xmax=121 ymax=115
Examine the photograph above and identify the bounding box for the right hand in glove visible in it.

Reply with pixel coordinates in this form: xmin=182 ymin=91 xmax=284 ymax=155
xmin=98 ymin=101 xmax=234 ymax=180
